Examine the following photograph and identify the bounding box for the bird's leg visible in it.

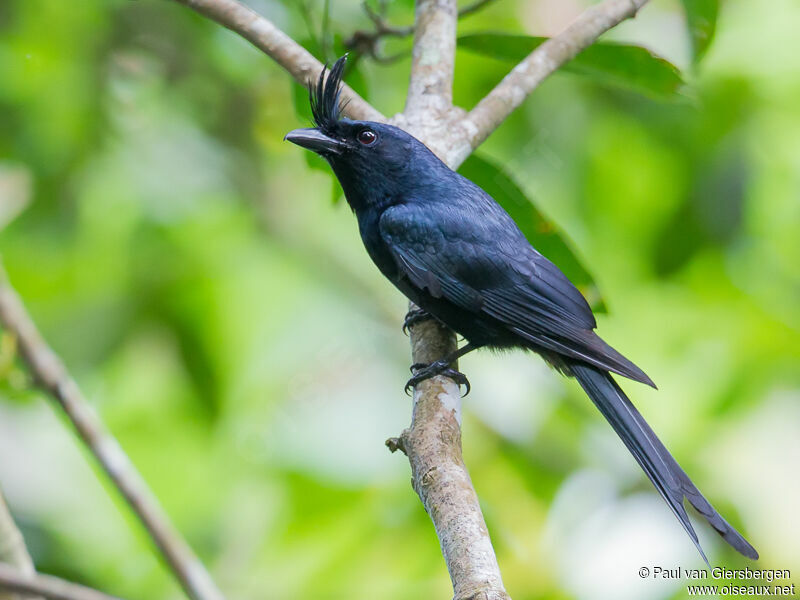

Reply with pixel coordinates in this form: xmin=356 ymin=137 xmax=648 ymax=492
xmin=402 ymin=307 xmax=436 ymax=335
xmin=405 ymin=343 xmax=479 ymax=396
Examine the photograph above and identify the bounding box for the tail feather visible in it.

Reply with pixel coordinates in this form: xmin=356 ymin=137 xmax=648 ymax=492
xmin=569 ymin=362 xmax=758 ymax=561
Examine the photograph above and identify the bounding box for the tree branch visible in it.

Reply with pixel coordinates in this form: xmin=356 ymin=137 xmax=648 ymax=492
xmin=344 ymin=0 xmax=499 ymax=64
xmin=0 ymin=489 xmax=43 ymax=600
xmin=169 ymin=0 xmax=385 ymax=122
xmin=450 ymin=0 xmax=650 ymax=166
xmin=404 ymin=0 xmax=458 ymax=117
xmin=393 ymin=316 xmax=510 ymax=600
xmin=392 ymin=2 xmax=509 ymax=599
xmin=0 ymin=564 xmax=123 ymax=600
xmin=0 ymin=271 xmax=225 ymax=600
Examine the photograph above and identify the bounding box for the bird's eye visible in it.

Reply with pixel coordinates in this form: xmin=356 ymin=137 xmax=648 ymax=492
xmin=357 ymin=129 xmax=378 ymax=146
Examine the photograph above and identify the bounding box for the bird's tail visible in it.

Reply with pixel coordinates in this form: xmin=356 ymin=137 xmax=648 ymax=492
xmin=569 ymin=362 xmax=758 ymax=562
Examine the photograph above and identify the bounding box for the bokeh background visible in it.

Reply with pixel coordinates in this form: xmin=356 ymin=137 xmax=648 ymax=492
xmin=1 ymin=0 xmax=798 ymax=598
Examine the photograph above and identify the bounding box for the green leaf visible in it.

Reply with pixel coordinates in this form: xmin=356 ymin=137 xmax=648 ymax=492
xmin=680 ymin=0 xmax=719 ymax=63
xmin=458 ymin=154 xmax=605 ymax=312
xmin=459 ymin=33 xmax=684 ymax=100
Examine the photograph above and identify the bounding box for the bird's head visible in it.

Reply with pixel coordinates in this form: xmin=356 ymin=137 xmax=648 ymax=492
xmin=284 ymin=55 xmax=440 ymax=210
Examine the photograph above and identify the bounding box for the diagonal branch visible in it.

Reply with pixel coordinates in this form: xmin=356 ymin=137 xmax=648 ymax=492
xmin=0 ymin=271 xmax=225 ymax=600
xmin=450 ymin=0 xmax=650 ymax=165
xmin=169 ymin=0 xmax=385 ymax=122
xmin=0 ymin=564 xmax=123 ymax=600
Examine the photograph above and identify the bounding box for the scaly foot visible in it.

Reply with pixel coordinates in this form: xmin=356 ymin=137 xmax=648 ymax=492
xmin=402 ymin=308 xmax=435 ymax=335
xmin=404 ymin=360 xmax=471 ymax=396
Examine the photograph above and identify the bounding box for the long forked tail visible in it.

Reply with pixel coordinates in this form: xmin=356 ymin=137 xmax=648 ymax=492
xmin=569 ymin=362 xmax=758 ymax=562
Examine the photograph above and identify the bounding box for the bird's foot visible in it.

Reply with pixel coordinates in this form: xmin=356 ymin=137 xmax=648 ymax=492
xmin=402 ymin=308 xmax=435 ymax=335
xmin=404 ymin=360 xmax=471 ymax=396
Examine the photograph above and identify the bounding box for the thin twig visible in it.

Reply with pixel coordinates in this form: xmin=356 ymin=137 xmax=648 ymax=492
xmin=0 ymin=271 xmax=225 ymax=600
xmin=321 ymin=0 xmax=333 ymax=61
xmin=450 ymin=0 xmax=651 ymax=165
xmin=365 ymin=1 xmax=414 ymax=37
xmin=0 ymin=564 xmax=123 ymax=600
xmin=296 ymin=1 xmax=319 ymax=47
xmin=458 ymin=0 xmax=500 ymax=19
xmin=344 ymin=0 xmax=500 ymax=62
xmin=0 ymin=489 xmax=43 ymax=600
xmin=344 ymin=2 xmax=413 ymax=64
xmin=170 ymin=0 xmax=385 ymax=122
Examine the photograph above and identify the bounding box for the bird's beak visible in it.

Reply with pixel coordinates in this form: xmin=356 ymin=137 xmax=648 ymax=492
xmin=284 ymin=128 xmax=346 ymax=155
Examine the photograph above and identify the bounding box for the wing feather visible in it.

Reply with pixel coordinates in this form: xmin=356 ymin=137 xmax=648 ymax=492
xmin=379 ymin=203 xmax=652 ymax=385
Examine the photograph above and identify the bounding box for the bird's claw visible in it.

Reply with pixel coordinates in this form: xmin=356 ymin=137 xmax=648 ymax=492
xmin=404 ymin=360 xmax=471 ymax=396
xmin=402 ymin=308 xmax=434 ymax=335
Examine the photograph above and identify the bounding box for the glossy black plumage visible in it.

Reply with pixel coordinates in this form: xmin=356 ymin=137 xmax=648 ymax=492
xmin=285 ymin=56 xmax=758 ymax=562
xmin=310 ymin=55 xmax=347 ymax=133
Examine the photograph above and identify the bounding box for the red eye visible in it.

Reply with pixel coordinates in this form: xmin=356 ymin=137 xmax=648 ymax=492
xmin=357 ymin=129 xmax=377 ymax=145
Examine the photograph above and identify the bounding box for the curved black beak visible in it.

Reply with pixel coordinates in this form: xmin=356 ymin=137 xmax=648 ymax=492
xmin=284 ymin=128 xmax=346 ymax=155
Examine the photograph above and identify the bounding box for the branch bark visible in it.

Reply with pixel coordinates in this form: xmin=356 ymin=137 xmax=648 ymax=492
xmin=390 ymin=317 xmax=510 ymax=600
xmin=387 ymin=3 xmax=511 ymax=598
xmin=170 ymin=0 xmax=385 ymax=122
xmin=0 ymin=489 xmax=42 ymax=600
xmin=0 ymin=564 xmax=123 ymax=600
xmin=449 ymin=0 xmax=650 ymax=166
xmin=404 ymin=0 xmax=458 ymax=117
xmin=0 ymin=271 xmax=224 ymax=600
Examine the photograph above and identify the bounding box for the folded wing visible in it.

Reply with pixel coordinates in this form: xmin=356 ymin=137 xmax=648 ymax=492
xmin=379 ymin=203 xmax=653 ymax=386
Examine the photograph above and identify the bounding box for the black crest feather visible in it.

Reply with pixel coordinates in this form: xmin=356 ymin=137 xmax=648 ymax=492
xmin=310 ymin=55 xmax=349 ymax=133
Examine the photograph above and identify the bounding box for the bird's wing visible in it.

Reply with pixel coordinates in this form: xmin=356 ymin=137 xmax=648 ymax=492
xmin=379 ymin=202 xmax=594 ymax=326
xmin=379 ymin=205 xmax=493 ymax=313
xmin=379 ymin=203 xmax=652 ymax=385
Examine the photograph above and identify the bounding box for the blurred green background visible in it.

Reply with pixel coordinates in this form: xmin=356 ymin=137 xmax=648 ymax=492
xmin=1 ymin=0 xmax=798 ymax=599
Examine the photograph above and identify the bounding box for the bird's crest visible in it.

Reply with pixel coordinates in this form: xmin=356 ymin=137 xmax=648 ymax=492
xmin=310 ymin=55 xmax=349 ymax=133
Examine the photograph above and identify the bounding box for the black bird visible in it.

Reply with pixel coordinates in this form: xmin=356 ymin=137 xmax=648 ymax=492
xmin=284 ymin=56 xmax=758 ymax=562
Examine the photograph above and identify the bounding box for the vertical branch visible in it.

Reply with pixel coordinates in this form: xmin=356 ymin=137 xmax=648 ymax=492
xmin=395 ymin=2 xmax=510 ymax=599
xmin=0 ymin=271 xmax=225 ymax=600
xmin=404 ymin=0 xmax=458 ymax=118
xmin=390 ymin=318 xmax=510 ymax=600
